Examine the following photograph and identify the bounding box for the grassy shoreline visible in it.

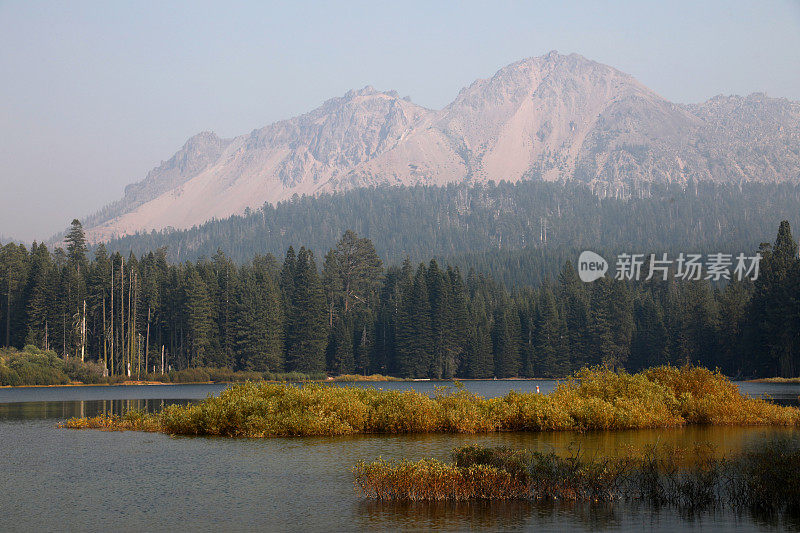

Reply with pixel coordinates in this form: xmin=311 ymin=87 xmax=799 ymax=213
xmin=62 ymin=366 xmax=800 ymax=437
xmin=749 ymin=377 xmax=800 ymax=384
xmin=0 ymin=374 xmax=407 ymax=388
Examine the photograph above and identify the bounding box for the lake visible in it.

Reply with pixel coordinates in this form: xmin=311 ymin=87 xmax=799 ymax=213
xmin=1 ymin=380 xmax=798 ymax=532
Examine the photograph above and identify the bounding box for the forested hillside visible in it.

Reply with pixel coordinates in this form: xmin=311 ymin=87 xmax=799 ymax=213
xmin=4 ymin=221 xmax=799 ymax=379
xmin=101 ymin=180 xmax=800 ymax=268
xmin=96 ymin=180 xmax=800 ymax=288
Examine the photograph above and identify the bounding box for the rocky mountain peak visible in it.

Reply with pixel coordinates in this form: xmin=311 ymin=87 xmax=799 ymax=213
xmin=83 ymin=53 xmax=800 ymax=242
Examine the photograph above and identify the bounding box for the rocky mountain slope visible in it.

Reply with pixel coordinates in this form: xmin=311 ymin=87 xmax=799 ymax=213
xmin=83 ymin=51 xmax=800 ymax=241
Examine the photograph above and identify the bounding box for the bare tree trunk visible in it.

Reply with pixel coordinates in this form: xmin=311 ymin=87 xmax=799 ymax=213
xmin=131 ymin=273 xmax=137 ymax=378
xmin=145 ymin=306 xmax=150 ymax=376
xmin=110 ymin=264 xmax=114 ymax=375
xmin=102 ymin=296 xmax=107 ymax=373
xmin=120 ymin=257 xmax=125 ymax=376
xmin=5 ymin=277 xmax=10 ymax=347
xmin=81 ymin=299 xmax=86 ymax=361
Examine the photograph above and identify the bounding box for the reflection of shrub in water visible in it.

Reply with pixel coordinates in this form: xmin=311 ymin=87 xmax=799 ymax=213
xmin=356 ymin=499 xmax=536 ymax=531
xmin=354 ymin=439 xmax=800 ymax=523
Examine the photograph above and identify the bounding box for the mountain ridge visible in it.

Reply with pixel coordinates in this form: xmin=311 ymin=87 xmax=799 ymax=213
xmin=83 ymin=51 xmax=800 ymax=242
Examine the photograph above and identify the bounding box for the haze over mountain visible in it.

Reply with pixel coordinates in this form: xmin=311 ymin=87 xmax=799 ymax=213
xmin=83 ymin=51 xmax=800 ymax=242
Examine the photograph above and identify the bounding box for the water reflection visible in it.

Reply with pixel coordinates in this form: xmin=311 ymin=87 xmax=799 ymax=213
xmin=0 ymin=398 xmax=195 ymax=420
xmin=354 ymin=500 xmax=726 ymax=532
xmin=356 ymin=500 xmax=537 ymax=531
xmin=0 ymin=380 xmax=798 ymax=531
xmin=355 ymin=499 xmax=800 ymax=531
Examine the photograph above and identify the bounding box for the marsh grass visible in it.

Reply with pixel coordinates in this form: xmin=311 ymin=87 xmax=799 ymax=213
xmin=354 ymin=439 xmax=800 ymax=519
xmin=61 ymin=365 xmax=800 ymax=437
xmin=329 ymin=374 xmax=403 ymax=382
xmin=750 ymin=377 xmax=800 ymax=384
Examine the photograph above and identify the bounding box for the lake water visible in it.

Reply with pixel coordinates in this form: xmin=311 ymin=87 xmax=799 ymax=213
xmin=1 ymin=380 xmax=799 ymax=532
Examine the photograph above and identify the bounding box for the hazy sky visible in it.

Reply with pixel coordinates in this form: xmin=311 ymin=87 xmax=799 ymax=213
xmin=1 ymin=0 xmax=799 ymax=241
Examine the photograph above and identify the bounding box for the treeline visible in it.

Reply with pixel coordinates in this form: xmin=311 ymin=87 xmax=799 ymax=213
xmin=100 ymin=181 xmax=800 ymax=272
xmin=2 ymin=222 xmax=799 ymax=378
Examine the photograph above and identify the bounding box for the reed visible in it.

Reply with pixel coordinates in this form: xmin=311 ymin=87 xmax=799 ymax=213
xmin=329 ymin=374 xmax=402 ymax=382
xmin=354 ymin=439 xmax=800 ymax=518
xmin=353 ymin=458 xmax=529 ymax=501
xmin=61 ymin=365 xmax=800 ymax=437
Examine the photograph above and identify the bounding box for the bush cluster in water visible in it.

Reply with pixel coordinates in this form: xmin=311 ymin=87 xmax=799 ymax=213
xmin=63 ymin=365 xmax=800 ymax=436
xmin=353 ymin=439 xmax=800 ymax=518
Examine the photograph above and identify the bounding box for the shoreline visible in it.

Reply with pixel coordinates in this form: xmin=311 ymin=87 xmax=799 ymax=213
xmin=5 ymin=375 xmax=798 ymax=389
xmin=0 ymin=376 xmax=563 ymax=389
xmin=747 ymin=377 xmax=800 ymax=384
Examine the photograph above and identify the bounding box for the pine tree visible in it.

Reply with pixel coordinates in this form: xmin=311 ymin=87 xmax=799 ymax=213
xmin=323 ymin=230 xmax=383 ymax=316
xmin=23 ymin=242 xmax=54 ymax=349
xmin=0 ymin=243 xmax=29 ymax=347
xmin=285 ymin=248 xmax=328 ymax=373
xmin=461 ymin=293 xmax=494 ymax=378
xmin=630 ymin=293 xmax=669 ymax=370
xmin=492 ymin=302 xmax=521 ymax=378
xmin=558 ymin=261 xmax=590 ymax=368
xmin=395 ymin=264 xmax=432 ymax=377
xmin=64 ymin=219 xmax=88 ymax=272
xmin=212 ymin=249 xmax=236 ymax=368
xmin=534 ymin=283 xmax=569 ymax=377
xmin=716 ymin=279 xmax=751 ymax=375
xmin=185 ymin=269 xmax=214 ymax=367
xmin=587 ymin=277 xmax=632 ymax=370
xmin=744 ymin=221 xmax=800 ymax=376
xmin=233 ymin=257 xmax=283 ymax=371
xmin=327 ymin=316 xmax=354 ymax=375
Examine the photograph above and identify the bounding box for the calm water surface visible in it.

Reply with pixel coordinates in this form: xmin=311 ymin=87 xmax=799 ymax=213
xmin=1 ymin=380 xmax=798 ymax=532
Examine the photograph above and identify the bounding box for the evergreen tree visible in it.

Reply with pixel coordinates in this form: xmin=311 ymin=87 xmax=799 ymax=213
xmin=233 ymin=257 xmax=283 ymax=371
xmin=745 ymin=221 xmax=800 ymax=376
xmin=185 ymin=268 xmax=214 ymax=367
xmin=395 ymin=264 xmax=432 ymax=377
xmin=285 ymin=248 xmax=328 ymax=373
xmin=534 ymin=283 xmax=569 ymax=377
xmin=24 ymin=242 xmax=55 ymax=349
xmin=629 ymin=293 xmax=669 ymax=370
xmin=326 ymin=315 xmax=354 ymax=375
xmin=492 ymin=302 xmax=521 ymax=378
xmin=0 ymin=243 xmax=29 ymax=347
xmin=65 ymin=219 xmax=88 ymax=272
xmin=559 ymin=261 xmax=590 ymax=368
xmin=717 ymin=279 xmax=752 ymax=375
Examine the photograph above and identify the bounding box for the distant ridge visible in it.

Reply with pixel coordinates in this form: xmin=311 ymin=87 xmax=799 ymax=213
xmin=83 ymin=51 xmax=800 ymax=242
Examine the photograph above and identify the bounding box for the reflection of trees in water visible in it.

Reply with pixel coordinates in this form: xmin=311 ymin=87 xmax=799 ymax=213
xmin=0 ymin=398 xmax=196 ymax=420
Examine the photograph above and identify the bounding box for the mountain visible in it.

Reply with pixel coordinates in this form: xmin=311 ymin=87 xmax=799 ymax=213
xmin=83 ymin=51 xmax=800 ymax=241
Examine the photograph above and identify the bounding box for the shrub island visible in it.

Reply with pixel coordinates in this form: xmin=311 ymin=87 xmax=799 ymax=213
xmin=62 ymin=365 xmax=800 ymax=436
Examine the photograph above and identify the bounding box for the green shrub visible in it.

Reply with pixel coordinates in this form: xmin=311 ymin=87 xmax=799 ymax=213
xmin=64 ymin=359 xmax=106 ymax=384
xmin=168 ymin=367 xmax=211 ymax=383
xmin=0 ymin=347 xmax=69 ymax=386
